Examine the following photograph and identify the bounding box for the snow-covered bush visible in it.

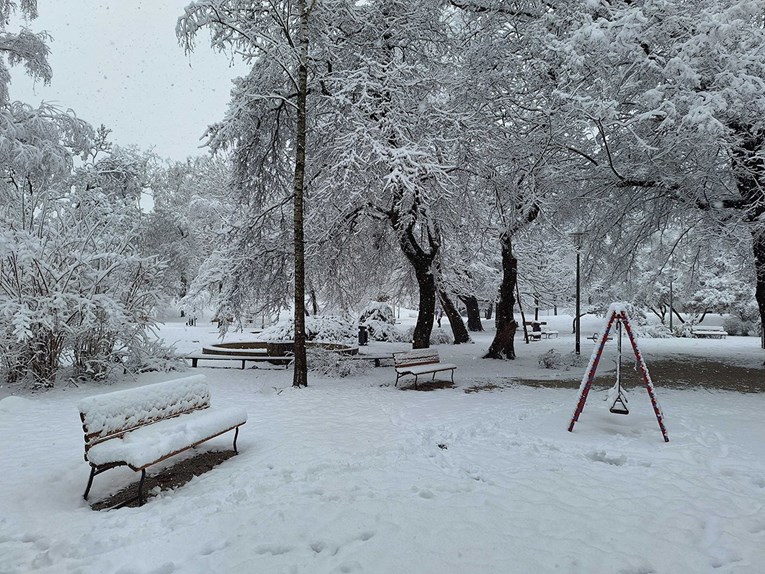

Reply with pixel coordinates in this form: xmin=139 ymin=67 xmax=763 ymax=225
xmin=359 ymin=301 xmax=395 ymax=325
xmin=633 ymin=324 xmax=673 ymax=338
xmin=258 ymin=316 xmax=356 ymax=343
xmin=306 ymin=348 xmax=369 ymax=378
xmin=538 ymin=349 xmax=585 ymax=370
xmin=400 ymin=326 xmax=453 ymax=345
xmin=120 ymin=336 xmax=184 ymax=375
xmin=358 ymin=301 xmax=401 ymax=342
xmin=722 ymin=316 xmax=743 ymax=336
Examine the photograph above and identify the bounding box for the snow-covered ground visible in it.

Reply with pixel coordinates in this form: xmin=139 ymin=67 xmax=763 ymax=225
xmin=1 ymin=314 xmax=764 ymax=573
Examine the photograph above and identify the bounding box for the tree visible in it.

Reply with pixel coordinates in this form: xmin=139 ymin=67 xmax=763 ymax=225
xmin=179 ymin=0 xmax=322 ymax=386
xmin=541 ymin=0 xmax=765 ymax=349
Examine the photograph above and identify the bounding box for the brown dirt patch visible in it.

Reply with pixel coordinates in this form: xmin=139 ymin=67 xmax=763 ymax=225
xmin=399 ymin=379 xmax=456 ymax=391
xmin=464 ymin=383 xmax=504 ymax=394
xmin=91 ymin=449 xmax=236 ymax=511
xmin=519 ymin=359 xmax=765 ymax=393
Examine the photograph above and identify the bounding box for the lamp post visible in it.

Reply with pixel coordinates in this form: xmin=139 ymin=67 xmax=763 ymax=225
xmin=569 ymin=232 xmax=585 ymax=355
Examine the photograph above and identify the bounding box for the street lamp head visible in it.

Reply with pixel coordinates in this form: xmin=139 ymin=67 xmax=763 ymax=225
xmin=568 ymin=230 xmax=585 ymax=250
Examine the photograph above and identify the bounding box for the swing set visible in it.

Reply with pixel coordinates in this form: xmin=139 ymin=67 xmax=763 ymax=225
xmin=568 ymin=305 xmax=669 ymax=442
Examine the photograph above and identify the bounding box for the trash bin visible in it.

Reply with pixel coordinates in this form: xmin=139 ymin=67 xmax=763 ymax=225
xmin=358 ymin=325 xmax=369 ymax=346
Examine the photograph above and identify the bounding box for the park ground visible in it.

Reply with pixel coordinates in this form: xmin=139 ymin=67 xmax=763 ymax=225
xmin=1 ymin=313 xmax=764 ymax=573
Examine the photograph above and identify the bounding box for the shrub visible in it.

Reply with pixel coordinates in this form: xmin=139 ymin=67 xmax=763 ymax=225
xmin=722 ymin=316 xmax=743 ymax=336
xmin=400 ymin=326 xmax=453 ymax=345
xmin=306 ymin=348 xmax=369 ymax=378
xmin=633 ymin=324 xmax=674 ymax=338
xmin=538 ymin=349 xmax=585 ymax=370
xmin=258 ymin=316 xmax=357 ymax=343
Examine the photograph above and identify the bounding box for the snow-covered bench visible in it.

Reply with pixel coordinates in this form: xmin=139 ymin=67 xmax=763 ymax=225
xmin=393 ymin=349 xmax=457 ymax=388
xmin=691 ymin=325 xmax=728 ymax=339
xmin=185 ymin=352 xmax=293 ymax=369
xmin=79 ymin=375 xmax=247 ymax=506
xmin=540 ymin=329 xmax=559 ymax=339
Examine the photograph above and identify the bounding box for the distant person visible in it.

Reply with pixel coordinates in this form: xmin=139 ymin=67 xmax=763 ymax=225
xmin=437 ymin=307 xmax=443 ymax=328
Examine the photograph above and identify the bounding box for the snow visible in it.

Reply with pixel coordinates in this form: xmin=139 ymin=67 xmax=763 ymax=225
xmin=1 ymin=314 xmax=764 ymax=573
xmin=79 ymin=375 xmax=211 ymax=440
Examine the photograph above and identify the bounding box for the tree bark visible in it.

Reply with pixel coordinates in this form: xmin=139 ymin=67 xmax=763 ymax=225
xmin=409 ymin=252 xmax=437 ymax=348
xmin=753 ymin=232 xmax=765 ymax=351
xmin=729 ymin=123 xmax=765 ymax=350
xmin=460 ymin=295 xmax=484 ymax=331
xmin=440 ymin=291 xmax=471 ymax=343
xmin=484 ymin=233 xmax=517 ymax=359
xmin=292 ymin=0 xmax=309 ymax=388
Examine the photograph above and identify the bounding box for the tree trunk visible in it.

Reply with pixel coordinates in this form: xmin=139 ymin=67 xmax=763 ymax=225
xmin=484 ymin=233 xmax=517 ymax=359
xmin=460 ymin=295 xmax=484 ymax=331
xmin=389 ymin=215 xmax=439 ymax=349
xmin=292 ymin=0 xmax=309 ymax=388
xmin=408 ymin=252 xmax=437 ymax=348
xmin=730 ymin=122 xmax=765 ymax=350
xmin=753 ymin=232 xmax=765 ymax=350
xmin=440 ymin=291 xmax=471 ymax=343
xmin=485 ymin=303 xmax=493 ymax=320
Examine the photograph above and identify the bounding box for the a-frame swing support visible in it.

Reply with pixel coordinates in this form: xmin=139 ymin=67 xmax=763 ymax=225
xmin=568 ymin=305 xmax=669 ymax=442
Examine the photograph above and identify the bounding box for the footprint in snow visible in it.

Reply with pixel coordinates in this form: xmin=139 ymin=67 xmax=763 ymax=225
xmin=586 ymin=450 xmax=627 ymax=466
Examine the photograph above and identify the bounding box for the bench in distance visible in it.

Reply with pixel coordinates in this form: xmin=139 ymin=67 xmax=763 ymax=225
xmin=393 ymin=349 xmax=457 ymax=388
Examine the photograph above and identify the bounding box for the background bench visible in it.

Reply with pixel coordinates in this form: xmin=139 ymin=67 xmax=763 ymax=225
xmin=523 ymin=321 xmax=558 ymax=340
xmin=185 ymin=352 xmax=293 ymax=369
xmin=79 ymin=375 xmax=247 ymax=507
xmin=393 ymin=349 xmax=457 ymax=388
xmin=691 ymin=325 xmax=728 ymax=339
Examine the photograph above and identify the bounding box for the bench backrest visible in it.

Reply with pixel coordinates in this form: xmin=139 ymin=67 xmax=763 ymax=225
xmin=78 ymin=375 xmax=210 ymax=454
xmin=394 ymin=349 xmax=440 ymax=368
xmin=692 ymin=325 xmax=725 ymax=331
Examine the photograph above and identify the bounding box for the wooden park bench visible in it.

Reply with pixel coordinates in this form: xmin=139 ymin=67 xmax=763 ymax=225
xmin=79 ymin=375 xmax=247 ymax=507
xmin=393 ymin=349 xmax=457 ymax=388
xmin=185 ymin=352 xmax=293 ymax=369
xmin=691 ymin=325 xmax=728 ymax=339
xmin=523 ymin=321 xmax=558 ymax=340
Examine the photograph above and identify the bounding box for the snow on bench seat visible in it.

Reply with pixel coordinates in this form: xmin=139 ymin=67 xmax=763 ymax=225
xmin=85 ymin=405 xmax=247 ymax=469
xmin=393 ymin=349 xmax=456 ymax=388
xmin=78 ymin=375 xmax=247 ymax=506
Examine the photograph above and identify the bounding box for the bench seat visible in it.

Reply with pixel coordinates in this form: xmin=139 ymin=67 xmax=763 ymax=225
xmin=397 ymin=362 xmax=458 ymax=377
xmin=86 ymin=406 xmax=247 ymax=469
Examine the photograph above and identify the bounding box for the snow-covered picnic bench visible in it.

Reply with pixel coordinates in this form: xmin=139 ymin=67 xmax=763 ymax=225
xmin=524 ymin=321 xmax=559 ymax=340
xmin=185 ymin=352 xmax=293 ymax=369
xmin=691 ymin=325 xmax=728 ymax=339
xmin=79 ymin=375 xmax=247 ymax=507
xmin=393 ymin=349 xmax=457 ymax=388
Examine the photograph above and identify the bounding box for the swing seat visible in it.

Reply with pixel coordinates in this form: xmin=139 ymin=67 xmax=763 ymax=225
xmin=609 ymin=395 xmax=629 ymax=415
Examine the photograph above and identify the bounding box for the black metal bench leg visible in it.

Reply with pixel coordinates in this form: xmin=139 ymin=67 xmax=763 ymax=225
xmin=84 ymin=465 xmax=97 ymax=500
xmin=138 ymin=469 xmax=146 ymax=506
xmin=233 ymin=427 xmax=240 ymax=454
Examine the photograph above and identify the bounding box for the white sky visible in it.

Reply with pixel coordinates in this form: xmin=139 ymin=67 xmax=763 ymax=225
xmin=9 ymin=1 xmax=245 ymax=161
